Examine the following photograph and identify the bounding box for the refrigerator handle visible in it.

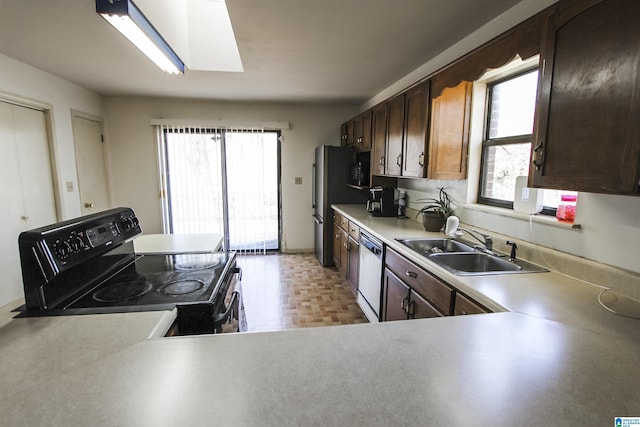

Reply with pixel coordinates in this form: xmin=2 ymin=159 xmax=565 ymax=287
xmin=311 ymin=162 xmax=316 ymax=209
xmin=312 ymin=214 xmax=323 ymax=225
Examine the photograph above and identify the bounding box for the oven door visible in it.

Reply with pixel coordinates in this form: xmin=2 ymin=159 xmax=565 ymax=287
xmin=174 ymin=266 xmax=244 ymax=335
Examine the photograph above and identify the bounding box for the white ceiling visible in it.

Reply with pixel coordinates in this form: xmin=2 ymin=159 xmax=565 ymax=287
xmin=0 ymin=0 xmax=523 ymax=103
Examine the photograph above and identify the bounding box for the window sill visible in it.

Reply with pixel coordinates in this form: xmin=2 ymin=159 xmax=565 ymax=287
xmin=461 ymin=203 xmax=581 ymax=229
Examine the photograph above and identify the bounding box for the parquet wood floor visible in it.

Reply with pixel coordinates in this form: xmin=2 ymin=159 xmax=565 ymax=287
xmin=237 ymin=253 xmax=368 ymax=332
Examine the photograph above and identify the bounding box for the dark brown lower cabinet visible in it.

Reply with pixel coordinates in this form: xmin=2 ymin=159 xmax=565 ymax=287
xmin=383 ymin=268 xmax=443 ymax=321
xmin=346 ymin=236 xmax=359 ymax=295
xmin=332 ymin=223 xmax=344 ymax=271
xmin=332 ymin=210 xmax=360 ymax=296
xmin=382 ymin=247 xmax=492 ymax=322
xmin=454 ymin=292 xmax=490 ymax=315
xmin=383 ymin=269 xmax=411 ymax=321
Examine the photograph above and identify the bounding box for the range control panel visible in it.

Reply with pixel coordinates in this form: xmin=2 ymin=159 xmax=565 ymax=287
xmin=85 ymin=222 xmax=119 ymax=248
xmin=19 ymin=207 xmax=143 ymax=311
xmin=19 ymin=207 xmax=142 ymax=276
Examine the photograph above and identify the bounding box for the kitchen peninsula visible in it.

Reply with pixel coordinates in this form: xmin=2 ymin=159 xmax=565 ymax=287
xmin=1 ymin=205 xmax=638 ymax=426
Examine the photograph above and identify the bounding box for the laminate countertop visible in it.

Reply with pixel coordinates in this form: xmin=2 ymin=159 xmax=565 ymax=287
xmin=0 ymin=206 xmax=638 ymax=426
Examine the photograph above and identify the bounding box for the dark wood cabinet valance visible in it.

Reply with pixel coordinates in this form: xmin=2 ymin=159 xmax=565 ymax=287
xmin=430 ymin=12 xmax=548 ymax=98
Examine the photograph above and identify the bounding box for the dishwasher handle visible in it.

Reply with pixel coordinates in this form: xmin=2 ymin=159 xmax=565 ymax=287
xmin=360 ymin=232 xmax=383 ymax=259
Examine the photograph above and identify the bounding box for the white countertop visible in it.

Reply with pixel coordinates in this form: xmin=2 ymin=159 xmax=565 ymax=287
xmin=132 ymin=233 xmax=223 ymax=254
xmin=0 ymin=207 xmax=638 ymax=426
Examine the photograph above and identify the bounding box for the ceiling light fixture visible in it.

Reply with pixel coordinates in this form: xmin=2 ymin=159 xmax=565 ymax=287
xmin=96 ymin=0 xmax=185 ymax=74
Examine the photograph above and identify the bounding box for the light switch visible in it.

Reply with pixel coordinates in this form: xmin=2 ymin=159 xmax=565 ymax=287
xmin=295 ymin=177 xmax=302 ymax=185
xmin=66 ymin=181 xmax=74 ymax=192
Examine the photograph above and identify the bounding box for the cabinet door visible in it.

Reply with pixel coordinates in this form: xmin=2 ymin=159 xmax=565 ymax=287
xmin=371 ymin=104 xmax=387 ymax=175
xmin=339 ymin=228 xmax=349 ymax=275
xmin=410 ymin=291 xmax=443 ymax=319
xmin=383 ymin=269 xmax=410 ymax=321
xmin=531 ymin=0 xmax=640 ymax=194
xmin=333 ymin=222 xmax=343 ymax=269
xmin=402 ymin=82 xmax=430 ymax=178
xmin=356 ymin=111 xmax=373 ymax=151
xmin=356 ymin=110 xmax=372 ymax=152
xmin=454 ymin=293 xmax=490 ymax=315
xmin=428 ymin=81 xmax=472 ymax=180
xmin=340 ymin=122 xmax=348 ymax=146
xmin=385 ymin=94 xmax=405 ymax=176
xmin=346 ymin=237 xmax=359 ymax=295
xmin=341 ymin=120 xmax=355 ymax=146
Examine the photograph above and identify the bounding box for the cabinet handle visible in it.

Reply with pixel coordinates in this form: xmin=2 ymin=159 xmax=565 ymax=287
xmin=379 ymin=156 xmax=385 ymax=166
xmin=345 ymin=241 xmax=351 ymax=251
xmin=461 ymin=310 xmax=468 ymax=315
xmin=405 ymin=271 xmax=418 ymax=279
xmin=401 ymin=297 xmax=409 ymax=312
xmin=396 ymin=155 xmax=402 ymax=167
xmin=20 ymin=215 xmax=29 ymax=221
xmin=407 ymin=300 xmax=416 ymax=317
xmin=418 ymin=152 xmax=424 ymax=167
xmin=534 ymin=141 xmax=543 ymax=152
xmin=336 ymin=233 xmax=340 ymax=239
xmin=533 ymin=141 xmax=543 ymax=171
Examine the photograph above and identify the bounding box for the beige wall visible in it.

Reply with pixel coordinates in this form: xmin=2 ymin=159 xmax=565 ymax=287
xmin=0 ymin=53 xmax=103 ymax=220
xmin=102 ymin=97 xmax=359 ymax=252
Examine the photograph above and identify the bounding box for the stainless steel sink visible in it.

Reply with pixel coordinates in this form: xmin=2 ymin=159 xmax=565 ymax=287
xmin=429 ymin=252 xmax=547 ymax=276
xmin=395 ymin=238 xmax=475 ymax=255
xmin=395 ymin=237 xmax=548 ymax=276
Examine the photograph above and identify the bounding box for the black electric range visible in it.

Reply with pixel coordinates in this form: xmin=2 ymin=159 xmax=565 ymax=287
xmin=17 ymin=207 xmax=241 ymax=334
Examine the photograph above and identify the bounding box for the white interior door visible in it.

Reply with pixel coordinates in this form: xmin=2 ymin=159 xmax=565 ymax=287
xmin=72 ymin=115 xmax=109 ymax=214
xmin=14 ymin=105 xmax=57 ymax=228
xmin=0 ymin=101 xmax=57 ymax=307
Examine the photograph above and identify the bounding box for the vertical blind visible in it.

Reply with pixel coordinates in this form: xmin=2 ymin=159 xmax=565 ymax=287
xmin=155 ymin=124 xmax=280 ymax=254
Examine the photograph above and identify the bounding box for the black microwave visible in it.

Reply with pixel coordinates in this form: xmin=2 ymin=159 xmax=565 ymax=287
xmin=350 ymin=162 xmax=369 ymax=187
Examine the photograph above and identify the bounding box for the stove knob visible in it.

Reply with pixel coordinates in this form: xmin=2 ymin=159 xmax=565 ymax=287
xmin=53 ymin=240 xmax=71 ymax=259
xmin=122 ymin=217 xmax=133 ymax=230
xmin=69 ymin=236 xmax=85 ymax=253
xmin=132 ymin=216 xmax=139 ymax=227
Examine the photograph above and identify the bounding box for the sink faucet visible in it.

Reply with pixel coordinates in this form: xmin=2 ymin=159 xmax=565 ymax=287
xmin=457 ymin=228 xmax=493 ymax=253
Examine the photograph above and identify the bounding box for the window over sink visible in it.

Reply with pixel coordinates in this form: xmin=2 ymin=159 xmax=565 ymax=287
xmin=476 ymin=63 xmax=576 ymax=216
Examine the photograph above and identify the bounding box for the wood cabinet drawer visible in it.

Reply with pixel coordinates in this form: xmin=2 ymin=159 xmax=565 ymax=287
xmin=385 ymin=247 xmax=453 ymax=315
xmin=454 ymin=293 xmax=490 ymax=315
xmin=348 ymin=221 xmax=360 ymax=240
xmin=333 ymin=211 xmax=349 ymax=230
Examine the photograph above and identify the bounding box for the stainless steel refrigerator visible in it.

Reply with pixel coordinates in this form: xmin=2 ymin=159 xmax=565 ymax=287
xmin=312 ymin=145 xmax=369 ymax=266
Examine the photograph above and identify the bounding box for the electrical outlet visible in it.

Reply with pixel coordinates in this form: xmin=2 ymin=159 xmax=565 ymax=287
xmin=66 ymin=181 xmax=74 ymax=192
xmin=295 ymin=177 xmax=302 ymax=185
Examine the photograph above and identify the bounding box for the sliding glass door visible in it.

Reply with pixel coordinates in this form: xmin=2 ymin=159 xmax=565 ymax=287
xmin=160 ymin=126 xmax=280 ymax=253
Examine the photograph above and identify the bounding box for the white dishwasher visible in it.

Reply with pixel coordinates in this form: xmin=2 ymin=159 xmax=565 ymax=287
xmin=358 ymin=232 xmax=383 ymax=322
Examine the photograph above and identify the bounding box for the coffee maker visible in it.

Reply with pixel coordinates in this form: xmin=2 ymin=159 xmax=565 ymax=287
xmin=366 ymin=187 xmax=396 ymax=217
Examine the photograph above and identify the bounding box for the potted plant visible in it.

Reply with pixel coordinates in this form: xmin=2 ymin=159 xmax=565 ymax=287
xmin=416 ymin=187 xmax=454 ymax=232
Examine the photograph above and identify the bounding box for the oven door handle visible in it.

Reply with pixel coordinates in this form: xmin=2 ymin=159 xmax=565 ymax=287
xmin=213 ymin=290 xmax=239 ymax=327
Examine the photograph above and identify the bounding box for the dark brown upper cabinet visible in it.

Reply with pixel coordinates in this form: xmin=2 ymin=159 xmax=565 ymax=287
xmin=353 ymin=110 xmax=372 ymax=153
xmin=531 ymin=0 xmax=640 ymax=194
xmin=428 ymin=81 xmax=472 ymax=180
xmin=385 ymin=93 xmax=405 ymax=176
xmin=340 ymin=120 xmax=355 ymax=146
xmin=371 ymin=103 xmax=387 ymax=175
xmin=377 ymin=82 xmax=431 ymax=178
xmin=402 ymin=82 xmax=430 ymax=178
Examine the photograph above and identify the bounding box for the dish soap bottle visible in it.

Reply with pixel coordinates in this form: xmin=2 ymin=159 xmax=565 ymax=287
xmin=556 ymin=194 xmax=577 ymax=223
